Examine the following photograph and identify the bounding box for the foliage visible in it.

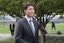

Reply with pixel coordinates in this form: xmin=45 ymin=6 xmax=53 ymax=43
xmin=46 ymin=35 xmax=64 ymax=43
xmin=0 ymin=0 xmax=64 ymax=28
xmin=0 ymin=0 xmax=64 ymax=17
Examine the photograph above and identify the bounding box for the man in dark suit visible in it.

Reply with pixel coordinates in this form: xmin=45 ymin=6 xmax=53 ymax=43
xmin=15 ymin=3 xmax=46 ymax=43
xmin=9 ymin=22 xmax=15 ymax=36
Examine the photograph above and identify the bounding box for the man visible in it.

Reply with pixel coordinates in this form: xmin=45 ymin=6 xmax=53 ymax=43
xmin=9 ymin=22 xmax=15 ymax=36
xmin=51 ymin=21 xmax=56 ymax=30
xmin=15 ymin=3 xmax=45 ymax=43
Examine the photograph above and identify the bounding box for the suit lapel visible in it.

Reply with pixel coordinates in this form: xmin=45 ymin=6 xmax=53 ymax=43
xmin=33 ymin=20 xmax=37 ymax=36
xmin=23 ymin=18 xmax=34 ymax=36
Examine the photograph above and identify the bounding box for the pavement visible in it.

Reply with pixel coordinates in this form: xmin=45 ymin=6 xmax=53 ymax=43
xmin=0 ymin=34 xmax=64 ymax=40
xmin=0 ymin=34 xmax=11 ymax=39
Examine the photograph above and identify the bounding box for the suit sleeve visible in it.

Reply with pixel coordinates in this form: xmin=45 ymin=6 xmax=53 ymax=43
xmin=15 ymin=21 xmax=29 ymax=43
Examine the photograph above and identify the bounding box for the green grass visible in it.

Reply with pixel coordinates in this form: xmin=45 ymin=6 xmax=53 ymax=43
xmin=46 ymin=23 xmax=64 ymax=34
xmin=0 ymin=25 xmax=10 ymax=34
xmin=0 ymin=36 xmax=14 ymax=43
xmin=0 ymin=23 xmax=64 ymax=34
xmin=0 ymin=23 xmax=64 ymax=43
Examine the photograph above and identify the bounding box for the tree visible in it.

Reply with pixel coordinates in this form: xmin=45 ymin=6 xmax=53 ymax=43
xmin=36 ymin=0 xmax=64 ymax=28
xmin=36 ymin=0 xmax=64 ymax=43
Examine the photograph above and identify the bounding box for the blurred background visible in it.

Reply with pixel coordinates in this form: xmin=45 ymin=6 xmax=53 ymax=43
xmin=0 ymin=0 xmax=64 ymax=43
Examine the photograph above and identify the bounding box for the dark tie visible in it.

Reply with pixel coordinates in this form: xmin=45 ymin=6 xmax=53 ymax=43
xmin=29 ymin=20 xmax=35 ymax=36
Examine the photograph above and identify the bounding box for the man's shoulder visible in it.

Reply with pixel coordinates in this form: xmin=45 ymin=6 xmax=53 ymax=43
xmin=17 ymin=17 xmax=26 ymax=23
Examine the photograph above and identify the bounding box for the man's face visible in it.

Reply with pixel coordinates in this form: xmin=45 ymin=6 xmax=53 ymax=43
xmin=24 ymin=6 xmax=35 ymax=18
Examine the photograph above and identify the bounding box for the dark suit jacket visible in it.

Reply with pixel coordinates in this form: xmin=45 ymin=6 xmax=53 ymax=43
xmin=10 ymin=23 xmax=15 ymax=30
xmin=15 ymin=17 xmax=40 ymax=43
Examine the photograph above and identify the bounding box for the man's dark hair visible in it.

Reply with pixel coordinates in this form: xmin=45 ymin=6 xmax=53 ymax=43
xmin=23 ymin=3 xmax=34 ymax=10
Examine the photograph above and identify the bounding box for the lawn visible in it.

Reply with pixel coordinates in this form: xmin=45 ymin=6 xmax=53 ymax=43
xmin=0 ymin=23 xmax=64 ymax=43
xmin=46 ymin=23 xmax=64 ymax=34
xmin=0 ymin=23 xmax=64 ymax=34
xmin=0 ymin=36 xmax=14 ymax=43
xmin=0 ymin=25 xmax=10 ymax=34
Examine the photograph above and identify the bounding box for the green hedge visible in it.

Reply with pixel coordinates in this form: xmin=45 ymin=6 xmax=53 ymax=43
xmin=0 ymin=35 xmax=64 ymax=43
xmin=46 ymin=35 xmax=64 ymax=43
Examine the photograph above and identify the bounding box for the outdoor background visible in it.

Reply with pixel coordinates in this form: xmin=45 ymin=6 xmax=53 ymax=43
xmin=0 ymin=22 xmax=64 ymax=43
xmin=0 ymin=0 xmax=64 ymax=43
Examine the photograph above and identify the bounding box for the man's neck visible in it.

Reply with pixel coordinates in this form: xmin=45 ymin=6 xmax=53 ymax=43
xmin=25 ymin=15 xmax=32 ymax=19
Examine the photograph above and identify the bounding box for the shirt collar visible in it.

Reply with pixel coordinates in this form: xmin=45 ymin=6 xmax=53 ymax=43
xmin=25 ymin=15 xmax=33 ymax=22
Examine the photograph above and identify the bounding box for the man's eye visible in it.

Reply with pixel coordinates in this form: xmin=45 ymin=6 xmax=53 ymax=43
xmin=29 ymin=8 xmax=34 ymax=10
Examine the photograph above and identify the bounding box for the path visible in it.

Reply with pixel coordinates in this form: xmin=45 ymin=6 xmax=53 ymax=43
xmin=0 ymin=34 xmax=11 ymax=38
